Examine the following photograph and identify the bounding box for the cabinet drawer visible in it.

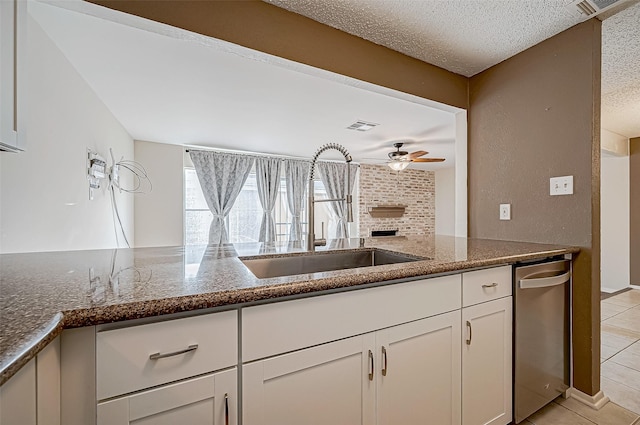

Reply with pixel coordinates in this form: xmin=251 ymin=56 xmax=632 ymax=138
xmin=97 ymin=310 xmax=237 ymax=400
xmin=243 ymin=274 xmax=461 ymax=362
xmin=97 ymin=368 xmax=237 ymax=425
xmin=462 ymin=266 xmax=512 ymax=307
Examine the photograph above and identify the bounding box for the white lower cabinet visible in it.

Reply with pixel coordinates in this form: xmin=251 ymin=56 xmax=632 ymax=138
xmin=4 ymin=266 xmax=516 ymax=425
xmin=377 ymin=310 xmax=462 ymax=425
xmin=0 ymin=357 xmax=36 ymax=425
xmin=93 ymin=310 xmax=238 ymax=425
xmin=97 ymin=368 xmax=237 ymax=425
xmin=243 ymin=310 xmax=462 ymax=425
xmin=243 ymin=334 xmax=375 ymax=425
xmin=0 ymin=337 xmax=60 ymax=425
xmin=462 ymin=297 xmax=513 ymax=425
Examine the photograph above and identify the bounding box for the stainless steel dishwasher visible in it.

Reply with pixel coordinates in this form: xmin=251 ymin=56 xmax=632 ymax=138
xmin=514 ymin=259 xmax=571 ymax=424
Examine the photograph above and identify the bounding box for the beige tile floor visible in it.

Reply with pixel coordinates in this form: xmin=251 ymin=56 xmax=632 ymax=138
xmin=523 ymin=397 xmax=639 ymax=424
xmin=601 ymin=289 xmax=640 ymax=418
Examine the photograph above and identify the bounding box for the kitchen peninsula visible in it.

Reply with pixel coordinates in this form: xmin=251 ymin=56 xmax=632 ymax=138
xmin=0 ymin=236 xmax=578 ymax=424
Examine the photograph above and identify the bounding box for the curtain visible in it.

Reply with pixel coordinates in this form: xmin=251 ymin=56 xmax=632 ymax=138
xmin=316 ymin=162 xmax=358 ymax=239
xmin=284 ymin=159 xmax=309 ymax=242
xmin=189 ymin=150 xmax=254 ymax=244
xmin=255 ymin=157 xmax=282 ymax=243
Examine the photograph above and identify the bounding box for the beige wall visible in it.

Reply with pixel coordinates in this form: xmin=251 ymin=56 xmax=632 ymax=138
xmin=134 ymin=141 xmax=184 ymax=247
xmin=89 ymin=0 xmax=468 ymax=110
xmin=468 ymin=20 xmax=602 ymax=394
xmin=358 ymin=164 xmax=435 ymax=237
xmin=631 ymin=138 xmax=640 ymax=285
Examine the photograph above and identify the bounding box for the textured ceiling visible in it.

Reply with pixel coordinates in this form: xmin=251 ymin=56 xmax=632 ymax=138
xmin=267 ymin=0 xmax=640 ymax=138
xmin=601 ymin=1 xmax=640 ymax=138
xmin=265 ymin=0 xmax=584 ymax=77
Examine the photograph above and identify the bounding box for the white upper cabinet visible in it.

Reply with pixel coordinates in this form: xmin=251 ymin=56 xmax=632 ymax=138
xmin=0 ymin=0 xmax=26 ymax=152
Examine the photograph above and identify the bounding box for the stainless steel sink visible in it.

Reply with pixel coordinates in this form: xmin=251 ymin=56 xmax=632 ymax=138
xmin=240 ymin=248 xmax=422 ymax=279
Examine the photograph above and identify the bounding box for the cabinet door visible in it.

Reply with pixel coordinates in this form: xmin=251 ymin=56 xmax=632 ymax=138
xmin=462 ymin=297 xmax=512 ymax=425
xmin=0 ymin=0 xmax=25 ymax=151
xmin=376 ymin=310 xmax=462 ymax=425
xmin=97 ymin=368 xmax=236 ymax=425
xmin=0 ymin=358 xmax=37 ymax=425
xmin=243 ymin=334 xmax=375 ymax=425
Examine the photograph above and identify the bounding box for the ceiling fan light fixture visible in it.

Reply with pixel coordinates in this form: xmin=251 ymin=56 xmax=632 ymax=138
xmin=387 ymin=161 xmax=410 ymax=171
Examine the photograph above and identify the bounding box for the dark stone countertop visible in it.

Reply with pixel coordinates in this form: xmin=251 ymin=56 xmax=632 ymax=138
xmin=0 ymin=235 xmax=579 ymax=385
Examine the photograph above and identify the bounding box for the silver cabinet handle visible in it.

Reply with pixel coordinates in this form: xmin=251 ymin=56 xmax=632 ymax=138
xmin=368 ymin=350 xmax=374 ymax=381
xmin=149 ymin=344 xmax=198 ymax=360
xmin=466 ymin=321 xmax=472 ymax=345
xmin=482 ymin=282 xmax=498 ymax=288
xmin=224 ymin=393 xmax=229 ymax=425
xmin=381 ymin=346 xmax=388 ymax=376
xmin=519 ymin=271 xmax=570 ymax=289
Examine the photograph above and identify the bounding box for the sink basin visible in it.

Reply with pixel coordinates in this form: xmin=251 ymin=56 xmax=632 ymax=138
xmin=240 ymin=248 xmax=422 ymax=279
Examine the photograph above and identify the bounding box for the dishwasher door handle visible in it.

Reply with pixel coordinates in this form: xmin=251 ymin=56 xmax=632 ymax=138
xmin=519 ymin=271 xmax=570 ymax=289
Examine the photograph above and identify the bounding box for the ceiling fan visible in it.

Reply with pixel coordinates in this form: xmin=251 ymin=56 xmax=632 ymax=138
xmin=387 ymin=142 xmax=445 ymax=170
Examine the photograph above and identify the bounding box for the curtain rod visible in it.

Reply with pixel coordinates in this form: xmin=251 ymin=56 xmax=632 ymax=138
xmin=185 ymin=148 xmax=360 ymax=166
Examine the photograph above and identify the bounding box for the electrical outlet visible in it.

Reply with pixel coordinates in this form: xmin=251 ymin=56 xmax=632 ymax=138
xmin=550 ymin=176 xmax=573 ymax=196
xmin=500 ymin=204 xmax=511 ymax=220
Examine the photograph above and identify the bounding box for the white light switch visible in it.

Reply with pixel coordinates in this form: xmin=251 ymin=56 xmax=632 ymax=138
xmin=550 ymin=176 xmax=574 ymax=196
xmin=500 ymin=204 xmax=511 ymax=220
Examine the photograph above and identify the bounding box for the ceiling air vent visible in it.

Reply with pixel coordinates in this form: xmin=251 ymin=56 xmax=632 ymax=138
xmin=346 ymin=120 xmax=379 ymax=131
xmin=565 ymin=0 xmax=626 ymax=19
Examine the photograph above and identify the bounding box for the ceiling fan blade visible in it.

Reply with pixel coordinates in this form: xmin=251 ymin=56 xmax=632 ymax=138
xmin=411 ymin=158 xmax=446 ymax=163
xmin=407 ymin=150 xmax=428 ymax=160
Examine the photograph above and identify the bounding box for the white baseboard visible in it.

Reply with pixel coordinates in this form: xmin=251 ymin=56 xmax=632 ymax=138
xmin=601 ymin=285 xmax=631 ymax=293
xmin=630 ymin=285 xmax=640 ymax=290
xmin=601 ymin=286 xmax=621 ymax=293
xmin=567 ymin=388 xmax=610 ymax=410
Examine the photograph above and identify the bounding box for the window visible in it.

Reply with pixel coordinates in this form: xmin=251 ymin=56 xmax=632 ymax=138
xmin=184 ymin=168 xmax=212 ymax=245
xmin=185 ymin=166 xmax=357 ymax=245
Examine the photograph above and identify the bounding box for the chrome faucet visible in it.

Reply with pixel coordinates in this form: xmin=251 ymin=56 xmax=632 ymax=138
xmin=307 ymin=143 xmax=354 ymax=251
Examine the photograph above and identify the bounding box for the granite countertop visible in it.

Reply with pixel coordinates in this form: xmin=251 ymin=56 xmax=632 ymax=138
xmin=0 ymin=235 xmax=579 ymax=385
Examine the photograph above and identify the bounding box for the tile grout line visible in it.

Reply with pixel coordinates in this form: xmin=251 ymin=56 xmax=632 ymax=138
xmin=607 ymin=358 xmax=640 ymax=375
xmin=551 ymin=401 xmax=599 ymax=425
xmin=602 ymin=361 xmax=640 ymax=387
xmin=602 ymin=344 xmax=640 ymax=365
xmin=601 ymin=290 xmax=640 ymax=423
xmin=601 ymin=377 xmax=640 ymax=417
xmin=601 ymin=301 xmax=639 ymax=323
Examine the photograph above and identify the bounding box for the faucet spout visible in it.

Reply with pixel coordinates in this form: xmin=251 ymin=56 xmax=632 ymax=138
xmin=307 ymin=143 xmax=353 ymax=251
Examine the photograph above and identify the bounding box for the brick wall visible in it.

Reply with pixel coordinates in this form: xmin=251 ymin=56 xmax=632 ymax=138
xmin=358 ymin=164 xmax=435 ymax=236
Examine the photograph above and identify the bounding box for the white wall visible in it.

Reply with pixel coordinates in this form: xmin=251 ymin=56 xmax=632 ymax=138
xmin=0 ymin=16 xmax=133 ymax=253
xmin=454 ymin=110 xmax=467 ymax=237
xmin=601 ymin=153 xmax=630 ymax=292
xmin=435 ymin=167 xmax=455 ymax=235
xmin=134 ymin=140 xmax=183 ymax=247
xmin=602 ymin=128 xmax=629 ymax=156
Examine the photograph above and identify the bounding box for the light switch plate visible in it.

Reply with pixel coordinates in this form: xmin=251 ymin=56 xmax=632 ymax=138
xmin=550 ymin=176 xmax=573 ymax=196
xmin=500 ymin=204 xmax=511 ymax=220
